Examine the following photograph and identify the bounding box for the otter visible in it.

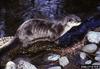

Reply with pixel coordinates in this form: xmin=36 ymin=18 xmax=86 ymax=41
xmin=0 ymin=15 xmax=81 ymax=56
xmin=16 ymin=15 xmax=81 ymax=47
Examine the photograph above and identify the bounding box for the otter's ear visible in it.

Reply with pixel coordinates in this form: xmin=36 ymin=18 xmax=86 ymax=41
xmin=61 ymin=16 xmax=70 ymax=26
xmin=51 ymin=23 xmax=64 ymax=35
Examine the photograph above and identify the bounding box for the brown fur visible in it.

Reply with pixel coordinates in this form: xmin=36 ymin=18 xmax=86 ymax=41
xmin=0 ymin=15 xmax=81 ymax=61
xmin=0 ymin=15 xmax=81 ymax=50
xmin=16 ymin=19 xmax=64 ymax=47
xmin=16 ymin=15 xmax=81 ymax=47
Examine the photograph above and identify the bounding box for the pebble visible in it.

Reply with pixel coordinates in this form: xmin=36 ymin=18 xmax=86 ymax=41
xmin=92 ymin=62 xmax=100 ymax=65
xmin=97 ymin=6 xmax=100 ymax=11
xmin=59 ymin=56 xmax=69 ymax=67
xmin=87 ymin=31 xmax=100 ymax=44
xmin=85 ymin=60 xmax=92 ymax=64
xmin=17 ymin=60 xmax=37 ymax=69
xmin=5 ymin=61 xmax=16 ymax=69
xmin=96 ymin=49 xmax=100 ymax=55
xmin=47 ymin=54 xmax=60 ymax=61
xmin=82 ymin=44 xmax=97 ymax=53
xmin=80 ymin=52 xmax=86 ymax=60
xmin=95 ymin=55 xmax=100 ymax=62
xmin=48 ymin=66 xmax=61 ymax=69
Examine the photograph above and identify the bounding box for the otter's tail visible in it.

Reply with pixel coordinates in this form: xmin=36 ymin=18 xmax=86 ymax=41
xmin=0 ymin=37 xmax=20 ymax=57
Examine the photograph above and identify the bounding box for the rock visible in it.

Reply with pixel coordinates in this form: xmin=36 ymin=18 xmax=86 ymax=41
xmin=96 ymin=49 xmax=100 ymax=55
xmin=5 ymin=61 xmax=16 ymax=69
xmin=59 ymin=56 xmax=69 ymax=67
xmin=97 ymin=6 xmax=100 ymax=11
xmin=48 ymin=66 xmax=61 ymax=69
xmin=17 ymin=60 xmax=37 ymax=69
xmin=87 ymin=31 xmax=100 ymax=44
xmin=47 ymin=54 xmax=60 ymax=61
xmin=80 ymin=52 xmax=86 ymax=60
xmin=95 ymin=55 xmax=100 ymax=62
xmin=92 ymin=62 xmax=100 ymax=65
xmin=85 ymin=60 xmax=92 ymax=64
xmin=82 ymin=44 xmax=97 ymax=53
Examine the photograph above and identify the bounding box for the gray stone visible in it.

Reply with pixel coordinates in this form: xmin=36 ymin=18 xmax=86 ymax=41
xmin=80 ymin=52 xmax=86 ymax=60
xmin=87 ymin=31 xmax=100 ymax=44
xmin=59 ymin=56 xmax=69 ymax=67
xmin=48 ymin=66 xmax=61 ymax=69
xmin=17 ymin=60 xmax=37 ymax=69
xmin=47 ymin=54 xmax=60 ymax=61
xmin=92 ymin=62 xmax=100 ymax=65
xmin=82 ymin=44 xmax=97 ymax=53
xmin=85 ymin=60 xmax=92 ymax=64
xmin=95 ymin=55 xmax=100 ymax=62
xmin=96 ymin=49 xmax=100 ymax=55
xmin=97 ymin=6 xmax=100 ymax=11
xmin=5 ymin=61 xmax=16 ymax=69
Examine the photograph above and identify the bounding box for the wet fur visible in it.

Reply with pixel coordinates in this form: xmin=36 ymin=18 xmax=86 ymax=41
xmin=16 ymin=15 xmax=81 ymax=47
xmin=16 ymin=19 xmax=64 ymax=47
xmin=0 ymin=15 xmax=81 ymax=57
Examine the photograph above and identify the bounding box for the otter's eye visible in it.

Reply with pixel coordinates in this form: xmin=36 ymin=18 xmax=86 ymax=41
xmin=68 ymin=19 xmax=72 ymax=22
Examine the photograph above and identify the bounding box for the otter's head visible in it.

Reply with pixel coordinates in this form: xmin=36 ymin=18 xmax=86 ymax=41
xmin=62 ymin=15 xmax=81 ymax=27
xmin=56 ymin=15 xmax=82 ymax=38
